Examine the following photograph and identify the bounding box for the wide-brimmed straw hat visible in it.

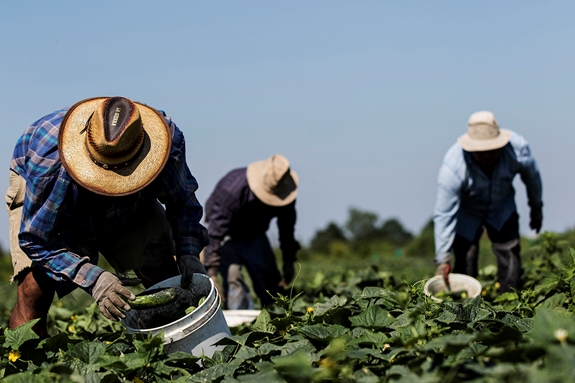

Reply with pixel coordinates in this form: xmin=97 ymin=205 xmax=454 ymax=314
xmin=457 ymin=111 xmax=511 ymax=152
xmin=246 ymin=154 xmax=299 ymax=206
xmin=58 ymin=96 xmax=171 ymax=196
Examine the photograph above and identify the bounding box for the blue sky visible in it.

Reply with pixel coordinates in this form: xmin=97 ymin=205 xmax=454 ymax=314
xmin=1 ymin=1 xmax=574 ymax=251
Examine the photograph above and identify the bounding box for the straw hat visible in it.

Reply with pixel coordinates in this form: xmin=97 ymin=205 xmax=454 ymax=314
xmin=58 ymin=96 xmax=171 ymax=196
xmin=457 ymin=111 xmax=511 ymax=152
xmin=246 ymin=154 xmax=299 ymax=206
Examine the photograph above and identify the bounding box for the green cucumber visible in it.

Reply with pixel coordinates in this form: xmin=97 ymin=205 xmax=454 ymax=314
xmin=129 ymin=287 xmax=178 ymax=309
xmin=183 ymin=296 xmax=207 ymax=315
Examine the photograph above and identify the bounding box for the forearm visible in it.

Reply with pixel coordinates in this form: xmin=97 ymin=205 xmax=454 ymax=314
xmin=433 ymin=184 xmax=460 ymax=265
xmin=19 ymin=234 xmax=104 ymax=289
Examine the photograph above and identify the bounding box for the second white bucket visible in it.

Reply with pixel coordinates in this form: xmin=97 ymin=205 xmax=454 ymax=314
xmin=122 ymin=274 xmax=231 ymax=357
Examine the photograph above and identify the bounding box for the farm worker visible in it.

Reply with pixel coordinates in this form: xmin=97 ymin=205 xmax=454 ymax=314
xmin=433 ymin=111 xmax=543 ymax=293
xmin=6 ymin=96 xmax=209 ymax=336
xmin=203 ymin=154 xmax=300 ymax=309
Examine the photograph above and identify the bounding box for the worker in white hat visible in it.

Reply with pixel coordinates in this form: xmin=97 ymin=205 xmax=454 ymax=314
xmin=433 ymin=111 xmax=543 ymax=293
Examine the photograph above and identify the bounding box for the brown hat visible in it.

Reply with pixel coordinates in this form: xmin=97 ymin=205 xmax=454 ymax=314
xmin=457 ymin=111 xmax=511 ymax=152
xmin=58 ymin=96 xmax=171 ymax=196
xmin=246 ymin=154 xmax=299 ymax=206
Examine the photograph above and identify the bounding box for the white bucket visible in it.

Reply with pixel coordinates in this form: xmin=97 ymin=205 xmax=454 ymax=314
xmin=423 ymin=273 xmax=483 ymax=302
xmin=122 ymin=274 xmax=231 ymax=357
xmin=223 ymin=310 xmax=261 ymax=327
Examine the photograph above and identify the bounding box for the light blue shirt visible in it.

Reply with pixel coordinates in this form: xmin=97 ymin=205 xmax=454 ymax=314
xmin=433 ymin=131 xmax=542 ymax=264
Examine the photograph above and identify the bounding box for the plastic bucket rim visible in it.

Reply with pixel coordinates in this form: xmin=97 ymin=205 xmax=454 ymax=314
xmin=423 ymin=273 xmax=482 ymax=302
xmin=162 ymin=291 xmax=223 ymax=341
xmin=123 ymin=274 xmax=215 ymax=333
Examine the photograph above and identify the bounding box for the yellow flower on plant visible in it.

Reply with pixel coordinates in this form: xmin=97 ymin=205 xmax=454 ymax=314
xmin=68 ymin=325 xmax=75 ymax=333
xmin=133 ymin=377 xmax=145 ymax=383
xmin=307 ymin=307 xmax=314 ymax=313
xmin=8 ymin=350 xmax=21 ymax=362
xmin=555 ymin=328 xmax=568 ymax=343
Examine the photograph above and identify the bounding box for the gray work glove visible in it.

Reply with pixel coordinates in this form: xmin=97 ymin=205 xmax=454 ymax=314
xmin=91 ymin=271 xmax=136 ymax=321
xmin=177 ymin=255 xmax=207 ymax=289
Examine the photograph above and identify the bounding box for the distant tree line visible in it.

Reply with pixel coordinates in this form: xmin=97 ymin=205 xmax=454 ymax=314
xmin=307 ymin=207 xmax=434 ymax=258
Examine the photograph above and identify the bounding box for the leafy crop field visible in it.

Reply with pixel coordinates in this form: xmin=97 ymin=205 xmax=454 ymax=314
xmin=1 ymin=233 xmax=575 ymax=382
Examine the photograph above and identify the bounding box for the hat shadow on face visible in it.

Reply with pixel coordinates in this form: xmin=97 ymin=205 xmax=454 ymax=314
xmin=273 ymin=171 xmax=297 ymax=201
xmin=111 ymin=131 xmax=151 ymax=177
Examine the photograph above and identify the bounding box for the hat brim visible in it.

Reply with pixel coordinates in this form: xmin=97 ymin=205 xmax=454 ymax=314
xmin=457 ymin=129 xmax=511 ymax=152
xmin=246 ymin=161 xmax=299 ymax=207
xmin=58 ymin=97 xmax=171 ymax=196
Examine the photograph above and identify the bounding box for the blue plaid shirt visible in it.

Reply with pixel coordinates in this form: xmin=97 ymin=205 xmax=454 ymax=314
xmin=433 ymin=130 xmax=542 ymax=264
xmin=11 ymin=106 xmax=208 ymax=295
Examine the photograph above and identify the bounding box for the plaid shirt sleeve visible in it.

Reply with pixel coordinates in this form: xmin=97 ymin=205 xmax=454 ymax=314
xmin=13 ymin=109 xmax=105 ymax=290
xmin=156 ymin=116 xmax=209 ymax=258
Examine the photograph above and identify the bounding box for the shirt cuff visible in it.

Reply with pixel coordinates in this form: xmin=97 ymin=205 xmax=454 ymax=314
xmin=73 ymin=263 xmax=105 ymax=290
xmin=435 ymin=252 xmax=453 ymax=265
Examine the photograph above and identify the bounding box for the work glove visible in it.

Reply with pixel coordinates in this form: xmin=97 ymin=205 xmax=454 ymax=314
xmin=282 ymin=262 xmax=295 ymax=286
xmin=435 ymin=262 xmax=451 ymax=289
xmin=177 ymin=255 xmax=207 ymax=289
xmin=530 ymin=207 xmax=543 ymax=233
xmin=91 ymin=271 xmax=136 ymax=321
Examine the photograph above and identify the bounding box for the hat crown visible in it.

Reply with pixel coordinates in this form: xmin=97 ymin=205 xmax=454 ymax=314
xmin=86 ymin=97 xmax=145 ymax=167
xmin=467 ymin=111 xmax=500 ymax=141
xmin=263 ymin=154 xmax=291 ymax=194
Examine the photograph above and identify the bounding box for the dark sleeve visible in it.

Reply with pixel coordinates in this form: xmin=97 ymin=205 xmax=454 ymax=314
xmin=156 ymin=121 xmax=209 ymax=257
xmin=202 ymin=189 xmax=235 ymax=267
xmin=276 ymin=201 xmax=300 ymax=262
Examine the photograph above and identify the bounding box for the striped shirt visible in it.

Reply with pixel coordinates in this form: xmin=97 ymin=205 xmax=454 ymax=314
xmin=11 ymin=105 xmax=208 ymax=295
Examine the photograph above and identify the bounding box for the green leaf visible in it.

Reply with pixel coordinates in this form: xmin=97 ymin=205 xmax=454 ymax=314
xmin=237 ymin=368 xmax=287 ymax=382
xmin=251 ymin=309 xmax=276 ymax=333
xmin=544 ymin=345 xmax=575 ymax=380
xmin=133 ymin=333 xmax=165 ymax=353
xmin=494 ymin=291 xmax=519 ymax=303
xmin=528 ymin=309 xmax=575 ymax=345
xmin=349 ymin=305 xmax=394 ymax=330
xmin=357 ymin=286 xmax=388 ymax=299
xmin=537 ymin=293 xmax=568 ymax=312
xmin=312 ymin=295 xmax=348 ymax=316
xmin=3 ymin=319 xmax=40 ymax=350
xmin=189 ymin=359 xmax=243 ymax=382
xmin=422 ymin=334 xmax=475 ymax=352
xmin=298 ymin=324 xmax=350 ymax=342
xmin=271 ymin=351 xmax=314 ymax=382
xmin=233 ymin=343 xmax=281 ymax=361
xmin=165 ymin=350 xmax=201 ymax=365
xmin=43 ymin=332 xmax=76 ymax=353
xmin=348 ymin=328 xmax=389 ymax=347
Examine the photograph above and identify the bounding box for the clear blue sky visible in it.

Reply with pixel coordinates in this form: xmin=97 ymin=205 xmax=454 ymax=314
xmin=1 ymin=1 xmax=574 ymax=251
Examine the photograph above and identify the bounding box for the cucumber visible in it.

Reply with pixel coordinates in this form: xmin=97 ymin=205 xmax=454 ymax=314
xmin=129 ymin=287 xmax=178 ymax=309
xmin=434 ymin=289 xmax=468 ymax=301
xmin=183 ymin=296 xmax=207 ymax=315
